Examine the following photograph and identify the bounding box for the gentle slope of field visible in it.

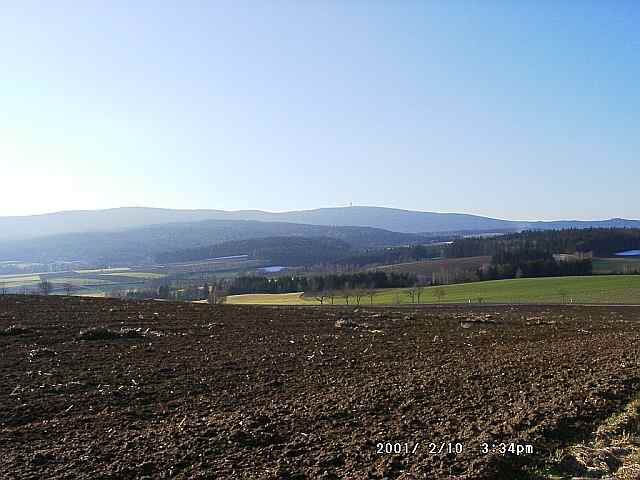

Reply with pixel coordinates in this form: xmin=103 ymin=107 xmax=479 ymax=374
xmin=99 ymin=271 xmax=166 ymax=279
xmin=0 ymin=269 xmax=167 ymax=294
xmin=0 ymin=274 xmax=42 ymax=288
xmin=374 ymin=255 xmax=490 ymax=276
xmin=227 ymin=292 xmax=315 ymax=305
xmin=227 ymin=275 xmax=640 ymax=305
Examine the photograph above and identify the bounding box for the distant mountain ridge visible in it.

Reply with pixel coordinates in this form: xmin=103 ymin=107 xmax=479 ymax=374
xmin=2 ymin=206 xmax=638 ymax=241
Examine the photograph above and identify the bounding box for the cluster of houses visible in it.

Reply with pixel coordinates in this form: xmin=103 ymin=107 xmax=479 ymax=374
xmin=552 ymin=250 xmax=594 ymax=263
xmin=553 ymin=249 xmax=640 ymax=263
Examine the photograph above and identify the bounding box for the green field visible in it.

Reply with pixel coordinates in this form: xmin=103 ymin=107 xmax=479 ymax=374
xmin=100 ymin=272 xmax=166 ymax=279
xmin=75 ymin=290 xmax=108 ymax=298
xmin=226 ymin=275 xmax=640 ymax=305
xmin=50 ymin=277 xmax=116 ymax=286
xmin=75 ymin=268 xmax=132 ymax=274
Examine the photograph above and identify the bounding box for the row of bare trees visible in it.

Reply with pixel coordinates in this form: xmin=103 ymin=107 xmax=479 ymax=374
xmin=314 ymin=286 xmax=450 ymax=305
xmin=35 ymin=280 xmax=74 ymax=296
xmin=314 ymin=289 xmax=379 ymax=305
xmin=207 ymin=284 xmax=227 ymax=305
xmin=403 ymin=287 xmax=446 ymax=304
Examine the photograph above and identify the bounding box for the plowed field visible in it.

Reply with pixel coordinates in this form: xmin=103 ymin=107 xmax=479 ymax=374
xmin=2 ymin=295 xmax=640 ymax=479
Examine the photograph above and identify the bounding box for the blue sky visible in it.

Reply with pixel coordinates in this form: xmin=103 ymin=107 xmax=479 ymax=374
xmin=1 ymin=1 xmax=638 ymax=220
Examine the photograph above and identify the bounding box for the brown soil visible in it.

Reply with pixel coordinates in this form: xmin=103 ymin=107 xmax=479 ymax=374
xmin=2 ymin=295 xmax=640 ymax=479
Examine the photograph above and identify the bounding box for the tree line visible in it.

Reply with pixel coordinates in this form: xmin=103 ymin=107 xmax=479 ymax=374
xmin=157 ymin=237 xmax=445 ymax=270
xmin=448 ymin=228 xmax=640 ymax=259
xmin=225 ymin=271 xmax=418 ymax=296
xmin=444 ymin=228 xmax=640 ymax=281
xmin=333 ymin=244 xmax=443 ymax=267
xmin=477 ymin=256 xmax=592 ymax=281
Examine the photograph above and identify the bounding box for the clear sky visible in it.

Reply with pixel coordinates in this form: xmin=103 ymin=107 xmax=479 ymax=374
xmin=1 ymin=1 xmax=638 ymax=220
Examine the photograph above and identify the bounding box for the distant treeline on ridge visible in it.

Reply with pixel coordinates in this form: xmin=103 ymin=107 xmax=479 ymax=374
xmin=448 ymin=229 xmax=640 ymax=281
xmin=448 ymin=228 xmax=640 ymax=258
xmin=227 ymin=271 xmax=417 ymax=295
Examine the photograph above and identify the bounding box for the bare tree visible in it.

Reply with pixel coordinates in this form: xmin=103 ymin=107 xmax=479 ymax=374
xmin=367 ymin=290 xmax=377 ymax=305
xmin=38 ymin=279 xmax=53 ymax=296
xmin=314 ymin=292 xmax=327 ymax=305
xmin=208 ymin=285 xmax=227 ymax=305
xmin=63 ymin=283 xmax=74 ymax=295
xmin=343 ymin=290 xmax=351 ymax=305
xmin=416 ymin=286 xmax=424 ymax=304
xmin=434 ymin=287 xmax=446 ymax=303
xmin=558 ymin=289 xmax=568 ymax=304
xmin=327 ymin=291 xmax=336 ymax=305
xmin=406 ymin=288 xmax=417 ymax=304
xmin=354 ymin=290 xmax=364 ymax=305
xmin=0 ymin=282 xmax=6 ymax=296
xmin=112 ymin=289 xmax=126 ymax=300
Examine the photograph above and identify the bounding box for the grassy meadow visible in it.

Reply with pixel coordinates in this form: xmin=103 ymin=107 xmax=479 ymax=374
xmin=226 ymin=275 xmax=640 ymax=305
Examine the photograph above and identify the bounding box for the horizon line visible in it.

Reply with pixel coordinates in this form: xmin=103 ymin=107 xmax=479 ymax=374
xmin=0 ymin=205 xmax=637 ymax=224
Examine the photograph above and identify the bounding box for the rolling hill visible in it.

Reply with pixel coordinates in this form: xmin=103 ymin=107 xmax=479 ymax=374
xmin=0 ymin=219 xmax=429 ymax=265
xmin=0 ymin=206 xmax=513 ymax=240
xmin=2 ymin=207 xmax=639 ymax=266
xmin=4 ymin=206 xmax=638 ymax=242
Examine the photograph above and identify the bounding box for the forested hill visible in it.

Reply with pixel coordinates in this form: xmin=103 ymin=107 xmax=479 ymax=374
xmin=156 ymin=237 xmax=353 ymax=266
xmin=448 ymin=229 xmax=640 ymax=258
xmin=0 ymin=219 xmax=429 ymax=264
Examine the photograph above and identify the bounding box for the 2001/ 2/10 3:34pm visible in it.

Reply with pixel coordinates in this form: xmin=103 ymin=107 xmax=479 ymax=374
xmin=376 ymin=442 xmax=534 ymax=456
